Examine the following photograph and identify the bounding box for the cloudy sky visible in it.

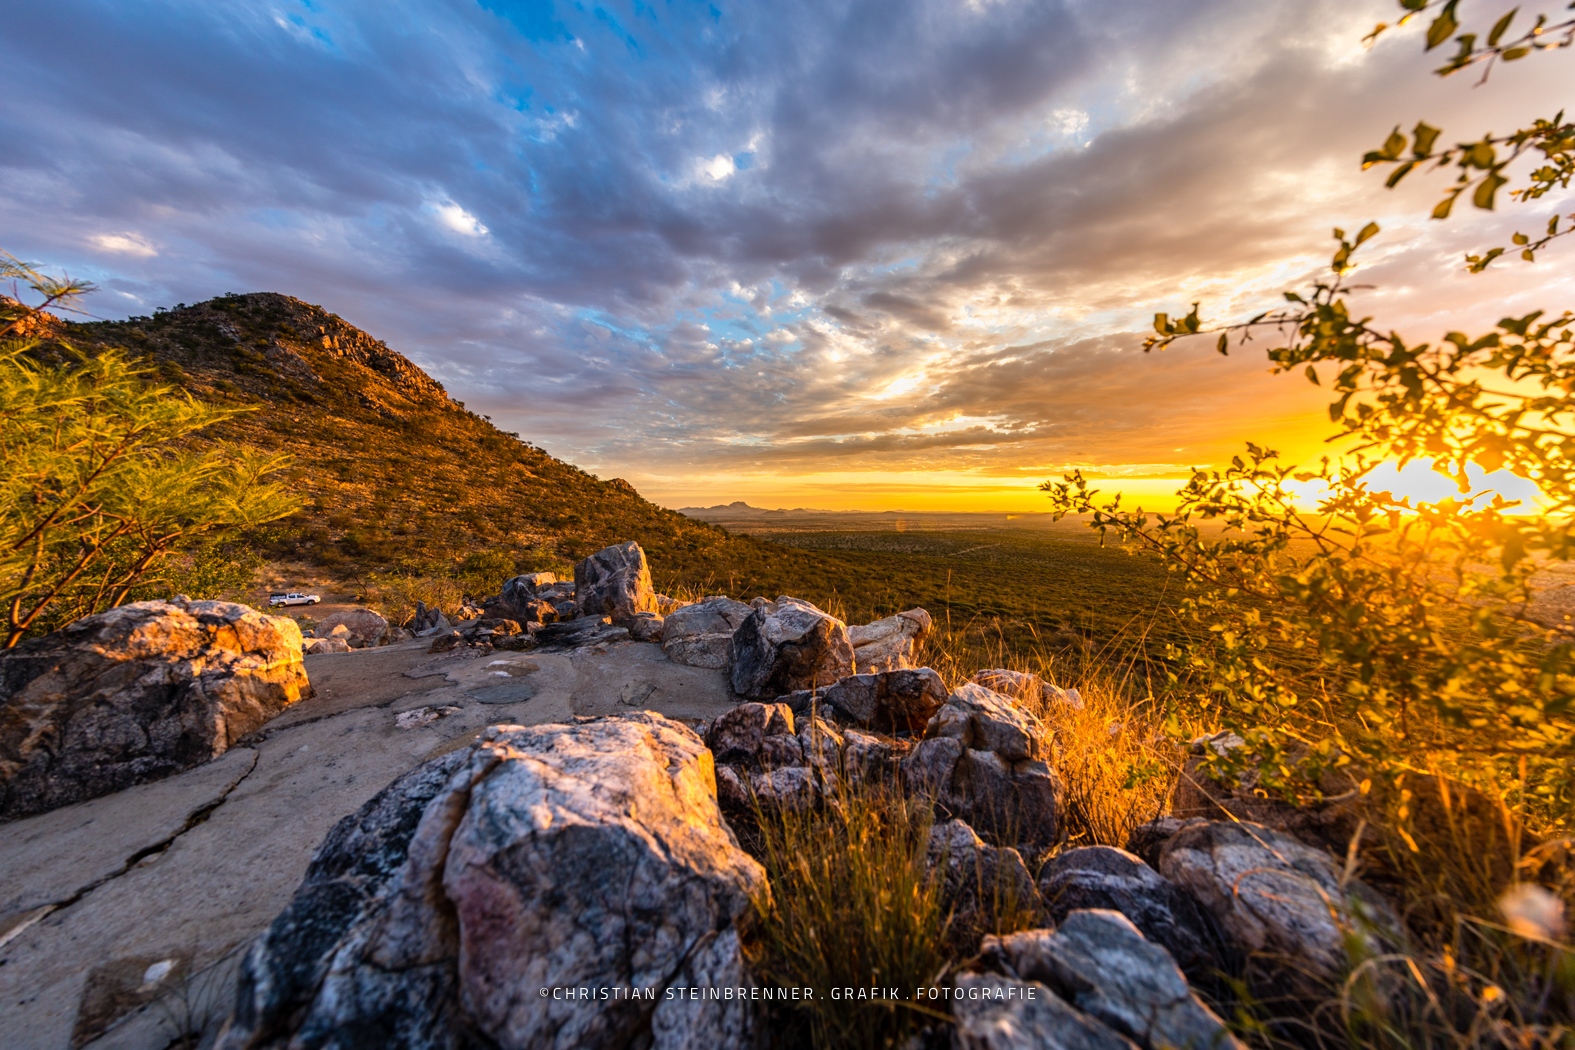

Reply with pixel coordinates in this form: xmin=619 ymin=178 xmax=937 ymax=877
xmin=4 ymin=0 xmax=1570 ymax=510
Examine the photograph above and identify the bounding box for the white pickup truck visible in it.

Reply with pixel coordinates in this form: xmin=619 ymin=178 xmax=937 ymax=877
xmin=268 ymin=592 xmax=322 ymax=607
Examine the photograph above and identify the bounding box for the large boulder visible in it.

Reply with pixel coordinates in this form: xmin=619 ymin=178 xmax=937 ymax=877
xmin=979 ymin=912 xmax=1242 ymax=1050
xmin=847 ymin=608 xmax=931 ymax=673
xmin=1037 ymin=847 xmax=1229 ymax=986
xmin=315 ymin=607 xmax=389 ymax=648
xmin=1157 ymin=820 xmax=1398 ymax=1000
xmin=729 ymin=597 xmax=854 ymax=700
xmin=0 ymin=599 xmax=310 ymax=820
xmin=223 ymin=713 xmax=768 ymax=1050
xmin=574 ymin=542 xmax=660 ymax=624
xmin=661 ymin=597 xmax=753 ymax=669
xmin=780 ymin=667 xmax=947 ymax=733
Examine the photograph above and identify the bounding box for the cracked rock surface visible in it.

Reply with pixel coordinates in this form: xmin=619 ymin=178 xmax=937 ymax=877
xmin=223 ymin=713 xmax=766 ymax=1050
xmin=0 ymin=635 xmax=742 ymax=1050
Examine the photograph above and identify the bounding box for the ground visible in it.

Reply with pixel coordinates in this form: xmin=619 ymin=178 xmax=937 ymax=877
xmin=0 ymin=633 xmax=740 ymax=1050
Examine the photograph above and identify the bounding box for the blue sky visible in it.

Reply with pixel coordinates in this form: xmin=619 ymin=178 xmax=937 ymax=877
xmin=3 ymin=0 xmax=1570 ymax=509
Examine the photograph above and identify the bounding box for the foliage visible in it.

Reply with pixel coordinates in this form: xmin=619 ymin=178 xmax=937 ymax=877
xmin=457 ymin=548 xmax=516 ymax=598
xmin=0 ymin=261 xmax=297 ymax=645
xmin=1047 ymin=0 xmax=1575 ymax=830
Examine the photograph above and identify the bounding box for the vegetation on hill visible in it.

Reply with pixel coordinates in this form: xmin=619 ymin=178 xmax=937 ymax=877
xmin=0 ymin=259 xmax=296 ymax=645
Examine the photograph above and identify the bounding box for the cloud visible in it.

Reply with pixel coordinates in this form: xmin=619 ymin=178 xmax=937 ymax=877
xmin=0 ymin=0 xmax=1568 ymax=508
xmin=433 ymin=202 xmax=488 ymax=238
xmin=89 ymin=233 xmax=157 ymax=257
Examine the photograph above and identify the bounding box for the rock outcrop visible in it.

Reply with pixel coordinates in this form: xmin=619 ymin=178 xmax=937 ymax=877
xmin=660 ymin=597 xmax=753 ymax=670
xmin=575 ymin=541 xmax=660 ymax=624
xmin=223 ymin=713 xmax=767 ymax=1050
xmin=1038 ymin=846 xmax=1227 ymax=984
xmin=847 ymin=608 xmax=931 ymax=673
xmin=978 ymin=911 xmax=1242 ymax=1050
xmin=729 ymin=597 xmax=854 ymax=700
xmin=780 ymin=667 xmax=947 ymax=733
xmin=0 ymin=600 xmax=310 ymax=820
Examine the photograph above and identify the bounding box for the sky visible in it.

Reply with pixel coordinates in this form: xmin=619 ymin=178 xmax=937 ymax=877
xmin=3 ymin=0 xmax=1571 ymax=511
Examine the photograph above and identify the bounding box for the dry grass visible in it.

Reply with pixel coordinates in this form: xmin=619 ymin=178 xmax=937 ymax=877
xmin=746 ymin=781 xmax=953 ymax=1050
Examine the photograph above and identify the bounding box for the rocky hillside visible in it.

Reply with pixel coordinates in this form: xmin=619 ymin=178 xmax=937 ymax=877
xmin=24 ymin=293 xmax=862 ymax=595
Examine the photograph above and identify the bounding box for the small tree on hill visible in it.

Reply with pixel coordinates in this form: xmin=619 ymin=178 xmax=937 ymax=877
xmin=1044 ymin=1 xmax=1575 ymax=828
xmin=1 ymin=255 xmax=298 ymax=645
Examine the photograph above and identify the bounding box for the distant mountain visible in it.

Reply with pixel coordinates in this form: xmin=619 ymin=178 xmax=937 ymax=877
xmin=678 ymin=501 xmax=835 ymax=518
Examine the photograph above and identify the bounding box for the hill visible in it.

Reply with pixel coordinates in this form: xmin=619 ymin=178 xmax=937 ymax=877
xmin=25 ymin=293 xmax=1179 ymax=670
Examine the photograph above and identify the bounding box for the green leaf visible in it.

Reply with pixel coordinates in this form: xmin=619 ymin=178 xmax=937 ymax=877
xmin=1355 ymin=221 xmax=1381 ymax=245
xmin=1153 ymin=313 xmax=1170 ymax=335
xmin=1426 ymin=0 xmax=1460 ymax=49
xmin=1512 ymin=232 xmax=1529 ymax=245
xmin=1433 ymin=192 xmax=1458 ymax=220
xmin=1305 ymin=364 xmax=1320 ymax=385
xmin=1474 ymin=172 xmax=1508 ymax=209
xmin=1501 ymin=45 xmax=1530 ymax=60
xmin=1386 ymin=161 xmax=1417 ymax=188
xmin=1411 ymin=121 xmax=1442 ymax=157
xmin=1487 ymin=8 xmax=1517 ymax=46
xmin=1217 ymin=333 xmax=1229 ymax=355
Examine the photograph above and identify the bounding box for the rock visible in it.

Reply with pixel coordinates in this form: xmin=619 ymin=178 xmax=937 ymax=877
xmin=706 ymin=702 xmax=796 ymax=766
xmin=655 ymin=594 xmax=687 ymax=616
xmin=627 ymin=613 xmax=664 ymax=642
xmin=222 ymin=713 xmax=768 ymax=1050
xmin=1124 ymin=816 xmax=1207 ymax=868
xmin=1158 ymin=820 xmax=1398 ymax=999
xmin=952 ymin=973 xmax=1139 ymax=1050
xmin=926 ymin=683 xmax=1046 ymax=762
xmin=499 ymin=571 xmax=557 ymax=613
xmin=1038 ymin=846 xmax=1228 ymax=984
xmin=847 ymin=608 xmax=931 ymax=673
xmin=797 ymin=714 xmax=844 ymax=775
xmin=575 ymin=541 xmax=660 ymax=624
xmin=927 ymin=820 xmax=1041 ymax=944
xmin=902 ymin=717 xmax=1063 ymax=852
xmin=979 ymin=911 xmax=1241 ymax=1050
xmin=660 ymin=597 xmax=753 ymax=669
xmin=971 ymin=669 xmax=1083 ymax=711
xmin=780 ymin=667 xmax=948 ymax=733
xmin=533 ymin=615 xmax=630 ymax=649
xmin=729 ymin=597 xmax=854 ymax=700
xmin=326 ymin=624 xmax=353 ymax=640
xmin=407 ymin=601 xmax=450 ymax=635
xmin=0 ymin=600 xmax=310 ymax=820
xmin=316 ymin=607 xmax=389 ymax=648
xmin=552 ymin=598 xmax=579 ymax=620
xmin=949 ymin=748 xmax=1063 ymax=851
xmin=513 ymin=599 xmax=559 ymax=626
xmin=305 ymin=637 xmax=352 ymax=655
xmin=839 ymin=728 xmax=905 ymax=788
xmin=394 ymin=705 xmax=462 ymax=729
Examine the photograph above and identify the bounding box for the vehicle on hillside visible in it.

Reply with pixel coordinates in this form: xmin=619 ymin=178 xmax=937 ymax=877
xmin=268 ymin=592 xmax=322 ymax=607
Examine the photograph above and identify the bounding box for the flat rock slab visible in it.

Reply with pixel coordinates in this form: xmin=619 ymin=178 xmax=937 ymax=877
xmin=0 ymin=637 xmax=739 ymax=1050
